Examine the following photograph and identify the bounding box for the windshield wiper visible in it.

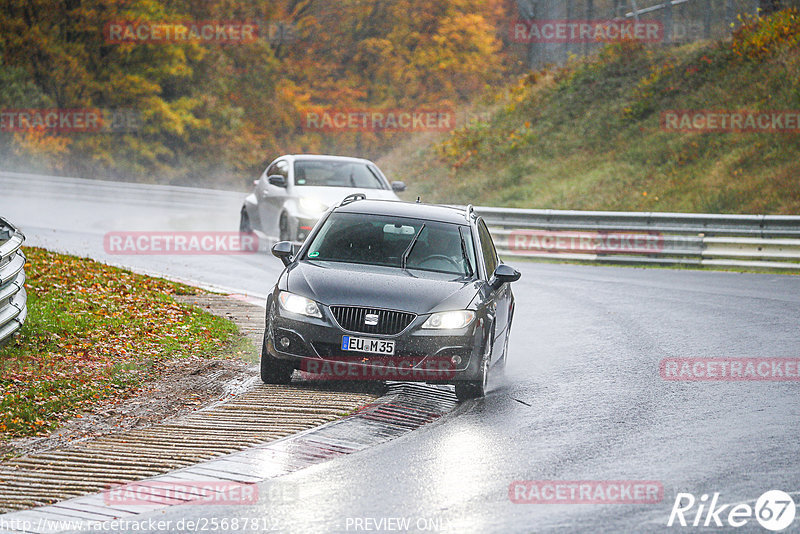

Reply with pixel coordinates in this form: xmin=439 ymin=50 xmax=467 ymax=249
xmin=458 ymin=226 xmax=474 ymax=278
xmin=401 ymin=224 xmax=425 ymax=269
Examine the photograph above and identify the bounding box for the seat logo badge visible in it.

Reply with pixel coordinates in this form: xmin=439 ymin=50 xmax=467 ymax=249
xmin=364 ymin=313 xmax=379 ymax=326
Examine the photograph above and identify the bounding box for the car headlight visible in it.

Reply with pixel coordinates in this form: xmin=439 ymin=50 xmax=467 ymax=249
xmin=299 ymin=197 xmax=328 ymax=216
xmin=421 ymin=310 xmax=475 ymax=330
xmin=278 ymin=291 xmax=322 ymax=318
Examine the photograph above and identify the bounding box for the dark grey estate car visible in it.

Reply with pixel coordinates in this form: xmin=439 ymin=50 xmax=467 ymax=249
xmin=260 ymin=196 xmax=520 ymax=400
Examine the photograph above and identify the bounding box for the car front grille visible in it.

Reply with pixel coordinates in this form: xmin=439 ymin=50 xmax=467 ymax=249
xmin=330 ymin=306 xmax=416 ymax=335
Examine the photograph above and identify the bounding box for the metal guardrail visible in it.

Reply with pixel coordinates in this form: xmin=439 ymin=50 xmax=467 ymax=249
xmin=0 ymin=217 xmax=27 ymax=344
xmin=475 ymin=207 xmax=800 ymax=269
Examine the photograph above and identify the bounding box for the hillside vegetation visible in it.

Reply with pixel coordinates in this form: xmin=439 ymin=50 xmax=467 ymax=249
xmin=0 ymin=0 xmax=513 ymax=187
xmin=382 ymin=10 xmax=800 ymax=214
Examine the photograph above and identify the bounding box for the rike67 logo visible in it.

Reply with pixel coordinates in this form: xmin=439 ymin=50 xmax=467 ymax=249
xmin=668 ymin=490 xmax=796 ymax=531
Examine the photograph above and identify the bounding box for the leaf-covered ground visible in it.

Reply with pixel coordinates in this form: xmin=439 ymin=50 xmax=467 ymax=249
xmin=0 ymin=247 xmax=239 ymax=439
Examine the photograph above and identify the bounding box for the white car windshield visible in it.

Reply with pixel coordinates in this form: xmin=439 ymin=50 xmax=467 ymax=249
xmin=294 ymin=161 xmax=387 ymax=189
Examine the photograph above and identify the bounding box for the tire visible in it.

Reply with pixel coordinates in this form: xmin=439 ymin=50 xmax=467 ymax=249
xmin=455 ymin=354 xmax=489 ymax=401
xmin=455 ymin=330 xmax=492 ymax=401
xmin=239 ymin=209 xmax=252 ymax=233
xmin=261 ymin=336 xmax=294 ymax=384
xmin=260 ymin=301 xmax=294 ymax=385
xmin=279 ymin=213 xmax=292 ymax=242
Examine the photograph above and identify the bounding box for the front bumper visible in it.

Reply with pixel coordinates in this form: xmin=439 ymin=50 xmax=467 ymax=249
xmin=283 ymin=208 xmax=320 ymax=242
xmin=265 ymin=304 xmax=488 ymax=384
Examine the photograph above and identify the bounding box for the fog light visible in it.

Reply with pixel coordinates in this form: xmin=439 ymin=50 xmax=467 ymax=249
xmin=280 ymin=337 xmax=290 ymax=348
xmin=450 ymin=355 xmax=462 ymax=365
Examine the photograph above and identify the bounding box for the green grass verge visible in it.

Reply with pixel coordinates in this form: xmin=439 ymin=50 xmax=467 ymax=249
xmin=0 ymin=247 xmax=241 ymax=439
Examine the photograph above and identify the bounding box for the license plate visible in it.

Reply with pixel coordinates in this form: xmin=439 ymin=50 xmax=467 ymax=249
xmin=341 ymin=336 xmax=395 ymax=355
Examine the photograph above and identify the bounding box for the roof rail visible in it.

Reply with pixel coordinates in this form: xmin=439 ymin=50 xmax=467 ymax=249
xmin=340 ymin=193 xmax=367 ymax=206
xmin=466 ymin=204 xmax=475 ymax=220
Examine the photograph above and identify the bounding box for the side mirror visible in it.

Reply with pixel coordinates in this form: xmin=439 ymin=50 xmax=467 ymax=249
xmin=271 ymin=241 xmax=294 ymax=266
xmin=489 ymin=264 xmax=521 ymax=290
xmin=268 ymin=175 xmax=287 ymax=187
xmin=391 ymin=181 xmax=406 ymax=193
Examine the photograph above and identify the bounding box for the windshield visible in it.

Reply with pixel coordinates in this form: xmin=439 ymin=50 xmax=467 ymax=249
xmin=305 ymin=212 xmax=476 ymax=278
xmin=294 ymin=160 xmax=387 ymax=189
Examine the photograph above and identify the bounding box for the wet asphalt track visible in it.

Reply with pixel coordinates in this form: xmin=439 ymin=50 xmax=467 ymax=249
xmin=2 ymin=172 xmax=799 ymax=533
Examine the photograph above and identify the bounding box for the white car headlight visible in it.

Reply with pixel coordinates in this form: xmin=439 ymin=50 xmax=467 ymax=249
xmin=299 ymin=197 xmax=328 ymax=216
xmin=278 ymin=291 xmax=322 ymax=318
xmin=421 ymin=310 xmax=475 ymax=330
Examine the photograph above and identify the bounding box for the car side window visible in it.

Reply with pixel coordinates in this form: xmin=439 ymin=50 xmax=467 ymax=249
xmin=477 ymin=219 xmax=498 ymax=278
xmin=275 ymin=160 xmax=289 ymax=179
xmin=264 ymin=162 xmax=277 ymax=178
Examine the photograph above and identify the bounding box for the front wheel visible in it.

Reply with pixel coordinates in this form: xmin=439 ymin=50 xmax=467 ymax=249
xmin=260 ymin=302 xmax=294 ymax=384
xmin=455 ymin=353 xmax=489 ymax=401
xmin=261 ymin=336 xmax=294 ymax=384
xmin=455 ymin=325 xmax=494 ymax=401
xmin=239 ymin=209 xmax=252 ymax=233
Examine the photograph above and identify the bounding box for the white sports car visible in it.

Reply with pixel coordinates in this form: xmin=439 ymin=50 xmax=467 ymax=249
xmin=240 ymin=155 xmax=405 ymax=243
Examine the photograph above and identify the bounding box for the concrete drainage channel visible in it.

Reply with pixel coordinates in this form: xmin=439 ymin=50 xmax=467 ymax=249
xmin=0 ymin=294 xmax=460 ymax=533
xmin=0 ymin=384 xmax=377 ymax=512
